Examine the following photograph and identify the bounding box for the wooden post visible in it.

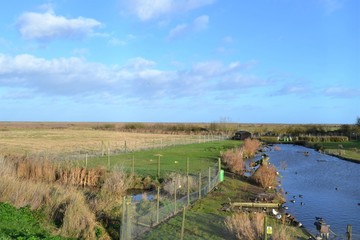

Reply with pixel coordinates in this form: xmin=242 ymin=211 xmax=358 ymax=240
xmin=107 ymin=146 xmax=110 ymax=170
xmin=85 ymin=153 xmax=88 ymax=168
xmin=120 ymin=196 xmax=126 ymax=240
xmin=347 ymin=224 xmax=352 ymax=240
xmin=174 ymin=180 xmax=177 ymax=214
xmin=156 ymin=186 xmax=160 ymax=224
xmin=126 ymin=197 xmax=131 ymax=240
xmin=132 ymin=153 xmax=135 ymax=175
xmin=263 ymin=215 xmax=268 ymax=240
xmin=186 ymin=157 xmax=189 ymax=175
xmin=198 ymin=172 xmax=202 ymax=199
xmin=180 ymin=207 xmax=186 ymax=240
xmin=218 ymin=158 xmax=221 ymax=175
xmin=187 ymin=175 xmax=190 ymax=205
xmin=101 ymin=140 xmax=105 ymax=156
xmin=208 ymin=167 xmax=211 ymax=193
xmin=124 ymin=140 xmax=127 ymax=153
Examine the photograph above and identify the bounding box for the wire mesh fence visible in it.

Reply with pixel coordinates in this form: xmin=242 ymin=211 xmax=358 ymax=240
xmin=120 ymin=162 xmax=222 ymax=240
xmin=25 ymin=134 xmax=228 ymax=162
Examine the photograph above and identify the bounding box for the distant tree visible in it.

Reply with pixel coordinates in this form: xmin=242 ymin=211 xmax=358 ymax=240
xmin=356 ymin=117 xmax=360 ymax=127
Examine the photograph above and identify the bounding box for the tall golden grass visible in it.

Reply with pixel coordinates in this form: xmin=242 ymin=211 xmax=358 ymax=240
xmin=225 ymin=212 xmax=264 ymax=240
xmin=0 ymin=154 xmax=132 ymax=239
xmin=221 ymin=148 xmax=245 ymax=174
xmin=243 ymin=138 xmax=261 ymax=158
xmin=251 ymin=164 xmax=278 ymax=188
xmin=7 ymin=155 xmax=105 ymax=187
xmin=0 ymin=157 xmax=99 ymax=238
xmin=221 ymin=138 xmax=261 ymax=175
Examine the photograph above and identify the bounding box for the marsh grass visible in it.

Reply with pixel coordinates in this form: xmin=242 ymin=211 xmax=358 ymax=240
xmin=251 ymin=164 xmax=278 ymax=188
xmin=225 ymin=212 xmax=264 ymax=240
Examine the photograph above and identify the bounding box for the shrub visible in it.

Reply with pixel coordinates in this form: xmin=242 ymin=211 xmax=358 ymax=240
xmin=221 ymin=147 xmax=245 ymax=175
xmin=243 ymin=138 xmax=261 ymax=158
xmin=225 ymin=212 xmax=264 ymax=240
xmin=251 ymin=164 xmax=278 ymax=188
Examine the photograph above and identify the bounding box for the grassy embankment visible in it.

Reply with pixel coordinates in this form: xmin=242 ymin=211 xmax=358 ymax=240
xmin=315 ymin=141 xmax=360 ymax=162
xmin=141 ymin=175 xmax=310 ymax=240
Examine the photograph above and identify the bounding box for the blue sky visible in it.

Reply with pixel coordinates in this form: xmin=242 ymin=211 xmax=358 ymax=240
xmin=0 ymin=0 xmax=359 ymax=124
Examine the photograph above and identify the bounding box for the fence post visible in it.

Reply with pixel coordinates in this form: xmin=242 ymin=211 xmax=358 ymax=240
xmin=198 ymin=172 xmax=202 ymax=199
xmin=180 ymin=207 xmax=186 ymax=240
xmin=174 ymin=179 xmax=177 ymax=214
xmin=126 ymin=197 xmax=132 ymax=240
xmin=218 ymin=158 xmax=221 ymax=175
xmin=156 ymin=186 xmax=160 ymax=224
xmin=186 ymin=157 xmax=189 ymax=175
xmin=120 ymin=196 xmax=126 ymax=240
xmin=347 ymin=224 xmax=352 ymax=240
xmin=208 ymin=167 xmax=211 ymax=193
xmin=187 ymin=175 xmax=190 ymax=205
xmin=124 ymin=141 xmax=127 ymax=153
xmin=107 ymin=145 xmax=111 ymax=170
xmin=132 ymin=153 xmax=135 ymax=175
xmin=263 ymin=215 xmax=268 ymax=240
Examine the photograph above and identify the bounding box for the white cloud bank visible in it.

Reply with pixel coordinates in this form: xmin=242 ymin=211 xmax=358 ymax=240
xmin=17 ymin=8 xmax=101 ymax=41
xmin=0 ymin=54 xmax=268 ymax=101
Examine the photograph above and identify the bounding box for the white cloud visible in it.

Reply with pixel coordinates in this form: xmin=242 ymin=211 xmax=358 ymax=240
xmin=0 ymin=53 xmax=267 ymax=101
xmin=17 ymin=8 xmax=101 ymax=41
xmin=167 ymin=15 xmax=209 ymax=40
xmin=121 ymin=0 xmax=215 ymax=21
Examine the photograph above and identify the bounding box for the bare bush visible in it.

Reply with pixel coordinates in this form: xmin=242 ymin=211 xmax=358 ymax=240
xmin=243 ymin=138 xmax=261 ymax=158
xmin=101 ymin=167 xmax=129 ymax=199
xmin=225 ymin=212 xmax=264 ymax=240
xmin=221 ymin=148 xmax=245 ymax=175
xmin=251 ymin=164 xmax=278 ymax=188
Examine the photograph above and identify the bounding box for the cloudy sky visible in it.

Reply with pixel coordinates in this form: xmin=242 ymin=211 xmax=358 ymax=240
xmin=0 ymin=0 xmax=359 ymax=123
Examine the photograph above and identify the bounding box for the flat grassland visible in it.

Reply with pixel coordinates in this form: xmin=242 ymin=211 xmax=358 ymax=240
xmin=0 ymin=123 xmax=213 ymax=156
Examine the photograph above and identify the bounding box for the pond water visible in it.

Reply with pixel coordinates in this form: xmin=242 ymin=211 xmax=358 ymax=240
xmin=265 ymin=144 xmax=360 ymax=238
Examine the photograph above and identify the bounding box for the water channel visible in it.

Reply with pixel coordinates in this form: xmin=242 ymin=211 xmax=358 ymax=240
xmin=264 ymin=144 xmax=360 ymax=238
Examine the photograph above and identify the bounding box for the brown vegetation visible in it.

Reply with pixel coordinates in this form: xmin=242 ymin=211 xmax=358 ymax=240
xmin=243 ymin=138 xmax=261 ymax=158
xmin=221 ymin=147 xmax=245 ymax=175
xmin=0 ymin=154 xmax=133 ymax=239
xmin=251 ymin=164 xmax=278 ymax=188
xmin=225 ymin=212 xmax=264 ymax=240
xmin=221 ymin=138 xmax=261 ymax=175
xmin=7 ymin=155 xmax=105 ymax=187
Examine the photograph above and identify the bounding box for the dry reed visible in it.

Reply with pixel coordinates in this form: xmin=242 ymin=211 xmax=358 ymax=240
xmin=251 ymin=164 xmax=278 ymax=188
xmin=225 ymin=212 xmax=264 ymax=240
xmin=221 ymin=147 xmax=245 ymax=175
xmin=243 ymin=138 xmax=261 ymax=158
